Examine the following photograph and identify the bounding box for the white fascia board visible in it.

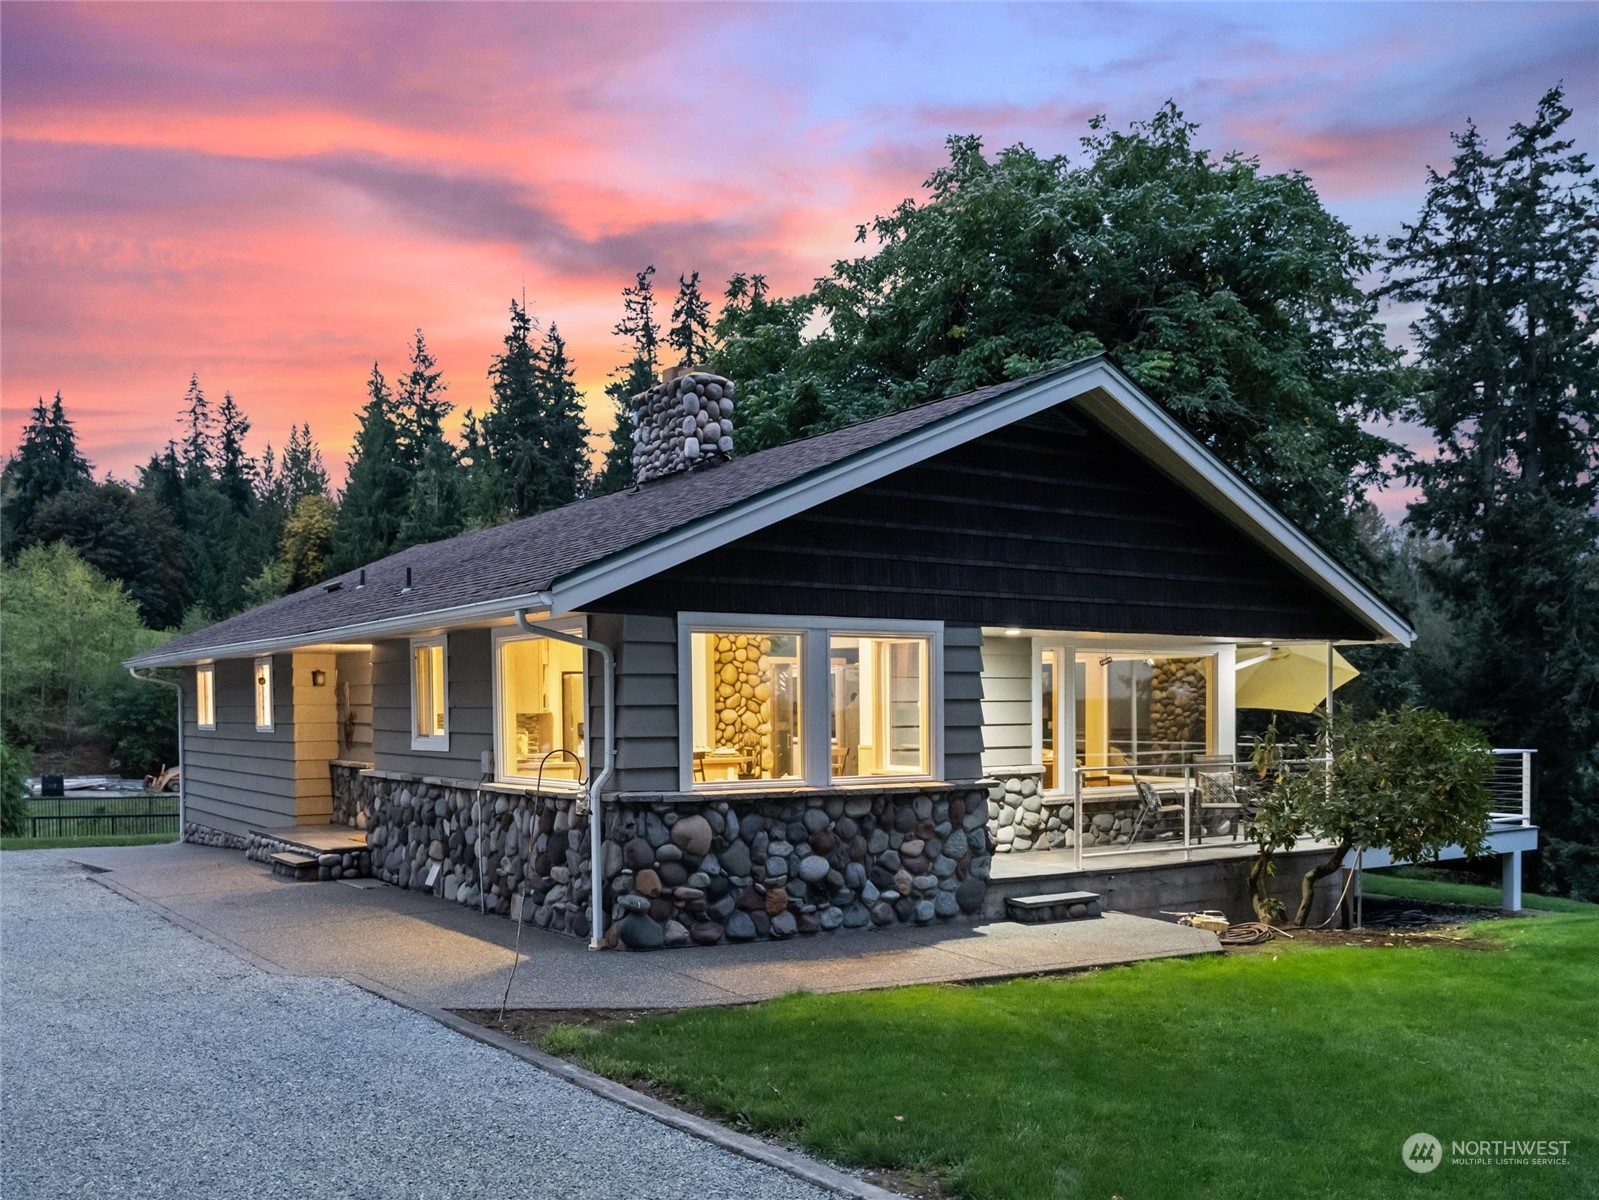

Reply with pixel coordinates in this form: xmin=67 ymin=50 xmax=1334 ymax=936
xmin=1072 ymin=372 xmax=1415 ymax=646
xmin=551 ymin=358 xmax=1414 ymax=645
xmin=123 ymin=590 xmax=554 ymax=669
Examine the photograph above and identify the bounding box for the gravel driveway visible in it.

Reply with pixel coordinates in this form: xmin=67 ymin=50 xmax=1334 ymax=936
xmin=0 ymin=853 xmax=835 ymax=1200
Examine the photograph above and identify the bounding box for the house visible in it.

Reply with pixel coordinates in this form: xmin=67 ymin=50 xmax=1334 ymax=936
xmin=130 ymin=356 xmax=1528 ymax=949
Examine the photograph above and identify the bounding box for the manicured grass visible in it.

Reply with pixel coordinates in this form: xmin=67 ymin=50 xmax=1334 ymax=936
xmin=550 ymin=914 xmax=1598 ymax=1199
xmin=1 ymin=832 xmax=178 ymax=851
xmin=1360 ymin=870 xmax=1597 ymax=914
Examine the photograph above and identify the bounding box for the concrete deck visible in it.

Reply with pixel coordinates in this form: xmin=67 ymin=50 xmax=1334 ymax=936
xmin=47 ymin=842 xmax=1220 ymax=1010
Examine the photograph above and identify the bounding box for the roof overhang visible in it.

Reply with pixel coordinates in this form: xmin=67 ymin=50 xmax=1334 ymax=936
xmin=548 ymin=359 xmax=1415 ymax=645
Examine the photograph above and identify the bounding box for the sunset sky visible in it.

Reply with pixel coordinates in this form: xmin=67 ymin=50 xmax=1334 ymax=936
xmin=3 ymin=2 xmax=1595 ymax=515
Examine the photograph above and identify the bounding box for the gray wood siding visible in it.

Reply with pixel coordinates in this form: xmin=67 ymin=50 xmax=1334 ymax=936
xmin=336 ymin=650 xmax=373 ymax=759
xmin=370 ymin=630 xmax=494 ymax=781
xmin=183 ymin=654 xmax=297 ymax=836
xmin=590 ymin=612 xmax=678 ymax=794
xmin=943 ymin=624 xmax=986 ymax=781
xmin=980 ymin=634 xmax=1036 ymax=773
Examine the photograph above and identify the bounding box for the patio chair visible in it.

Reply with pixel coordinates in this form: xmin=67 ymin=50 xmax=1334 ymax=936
xmin=1129 ymin=780 xmax=1187 ymax=843
xmin=1193 ymin=757 xmax=1253 ymax=842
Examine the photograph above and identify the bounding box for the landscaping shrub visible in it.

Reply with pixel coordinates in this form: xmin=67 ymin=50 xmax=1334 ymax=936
xmin=0 ymin=739 xmax=31 ymax=837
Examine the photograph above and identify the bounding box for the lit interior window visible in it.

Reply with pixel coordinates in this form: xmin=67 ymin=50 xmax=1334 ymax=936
xmin=1076 ymin=653 xmax=1213 ymax=780
xmin=253 ymin=657 xmax=273 ymax=732
xmin=690 ymin=631 xmax=803 ymax=783
xmin=499 ymin=635 xmax=585 ymax=783
xmin=196 ymin=665 xmax=215 ymax=730
xmin=829 ymin=635 xmax=929 ymax=779
xmin=411 ymin=640 xmax=447 ymax=746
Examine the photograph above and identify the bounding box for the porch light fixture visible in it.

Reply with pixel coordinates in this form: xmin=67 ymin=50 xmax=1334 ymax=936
xmin=310 ymin=669 xmax=327 ymax=687
xmin=1004 ymin=628 xmax=1022 ymax=637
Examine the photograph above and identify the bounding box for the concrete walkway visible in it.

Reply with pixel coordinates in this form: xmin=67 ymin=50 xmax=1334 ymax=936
xmin=47 ymin=842 xmax=1219 ymax=1010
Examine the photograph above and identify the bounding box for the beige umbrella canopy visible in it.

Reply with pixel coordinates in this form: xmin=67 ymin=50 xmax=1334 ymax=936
xmin=1235 ymin=644 xmax=1359 ymax=713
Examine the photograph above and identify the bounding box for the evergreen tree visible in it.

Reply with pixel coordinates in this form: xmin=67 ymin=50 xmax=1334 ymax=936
xmin=483 ymin=298 xmax=551 ymax=516
xmin=393 ymin=330 xmax=450 ymax=472
xmin=460 ymin=410 xmax=510 ymax=528
xmin=332 ymin=364 xmax=410 ymax=572
xmin=281 ymin=423 xmax=329 ymax=503
xmin=178 ymin=374 xmax=215 ymax=486
xmin=594 ymin=267 xmax=661 ymax=494
xmin=668 ymin=270 xmax=713 ymax=366
xmin=1382 ymin=86 xmax=1599 ymax=898
xmin=215 ymin=391 xmax=255 ymax=514
xmin=1 ymin=391 xmax=93 ymax=557
xmin=397 ymin=433 xmax=465 ymax=549
xmin=539 ymin=322 xmax=590 ymax=506
xmin=30 ymin=480 xmax=188 ymax=629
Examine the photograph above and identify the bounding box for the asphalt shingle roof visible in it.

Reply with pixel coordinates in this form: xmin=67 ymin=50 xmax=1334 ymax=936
xmin=130 ymin=372 xmax=1049 ymax=665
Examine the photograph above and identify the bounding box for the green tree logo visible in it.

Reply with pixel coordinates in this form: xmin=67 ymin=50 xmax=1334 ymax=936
xmin=1403 ymin=1133 xmax=1442 ymax=1174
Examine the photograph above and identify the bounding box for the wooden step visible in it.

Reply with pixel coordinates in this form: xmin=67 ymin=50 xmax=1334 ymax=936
xmin=269 ymin=851 xmax=319 ymax=882
xmin=1005 ymin=890 xmax=1102 ymax=924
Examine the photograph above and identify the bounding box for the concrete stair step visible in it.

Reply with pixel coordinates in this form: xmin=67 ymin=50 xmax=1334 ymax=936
xmin=1005 ymin=890 xmax=1102 ymax=924
xmin=269 ymin=851 xmax=320 ymax=882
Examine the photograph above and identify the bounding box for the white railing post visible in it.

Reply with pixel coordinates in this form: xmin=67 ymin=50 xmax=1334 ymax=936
xmin=1182 ymin=764 xmax=1192 ymax=860
xmin=1073 ymin=768 xmax=1083 ymax=871
xmin=1522 ymin=750 xmax=1533 ymax=825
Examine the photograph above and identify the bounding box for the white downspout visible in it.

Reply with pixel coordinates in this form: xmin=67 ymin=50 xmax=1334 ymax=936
xmin=128 ymin=668 xmax=184 ymax=841
xmin=514 ymin=611 xmax=615 ymax=950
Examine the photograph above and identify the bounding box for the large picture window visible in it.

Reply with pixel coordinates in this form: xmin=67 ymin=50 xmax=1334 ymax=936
xmin=196 ymin=664 xmax=216 ymax=730
xmin=690 ymin=631 xmax=803 ymax=783
xmin=1076 ymin=653 xmax=1213 ymax=773
xmin=829 ymin=635 xmax=930 ymax=779
xmin=682 ymin=617 xmax=941 ymax=790
xmin=496 ymin=631 xmax=586 ymax=785
xmin=253 ymin=656 xmax=274 ymax=732
xmin=410 ymin=637 xmax=448 ymax=751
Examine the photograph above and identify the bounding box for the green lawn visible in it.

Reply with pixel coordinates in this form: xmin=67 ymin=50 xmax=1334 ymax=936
xmin=1359 ymin=870 xmax=1596 ymax=913
xmin=548 ymin=913 xmax=1598 ymax=1199
xmin=1 ymin=832 xmax=178 ymax=851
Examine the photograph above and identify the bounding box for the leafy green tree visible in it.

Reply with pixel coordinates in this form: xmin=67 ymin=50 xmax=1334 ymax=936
xmin=0 ymin=543 xmax=155 ymax=752
xmin=94 ymin=663 xmax=179 ymax=778
xmin=30 ymin=481 xmax=188 ymax=629
xmin=1 ymin=391 xmax=93 ymax=558
xmin=0 ymin=738 xmax=30 ymax=837
xmin=1382 ymin=86 xmax=1599 ymax=898
xmin=595 ymin=267 xmax=661 ymax=495
xmin=711 ymin=273 xmax=819 ymax=451
xmin=667 ymin=270 xmax=713 ymax=366
xmin=279 ymin=493 xmax=337 ymax=592
xmin=332 ymin=364 xmax=410 ymax=572
xmin=716 ymin=106 xmax=1405 ymax=562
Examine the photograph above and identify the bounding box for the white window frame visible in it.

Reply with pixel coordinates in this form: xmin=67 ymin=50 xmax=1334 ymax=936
xmin=677 ymin=613 xmax=944 ymax=793
xmin=253 ymin=656 xmax=274 ymax=733
xmin=408 ymin=635 xmax=450 ymax=752
xmin=492 ymin=617 xmax=587 ymax=790
xmin=196 ymin=663 xmax=216 ymax=731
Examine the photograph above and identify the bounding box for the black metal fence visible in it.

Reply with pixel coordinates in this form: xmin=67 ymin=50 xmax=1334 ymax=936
xmin=27 ymin=793 xmax=180 ymax=838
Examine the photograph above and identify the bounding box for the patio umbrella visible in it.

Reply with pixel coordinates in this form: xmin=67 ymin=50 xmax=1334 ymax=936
xmin=1234 ymin=644 xmax=1358 ymax=713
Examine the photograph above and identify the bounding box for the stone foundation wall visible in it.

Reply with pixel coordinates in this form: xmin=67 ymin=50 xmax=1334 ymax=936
xmin=333 ymin=764 xmax=994 ymax=948
xmin=331 ymin=759 xmax=375 ymax=828
xmin=988 ymin=770 xmax=1074 ymax=853
xmin=183 ymin=821 xmax=247 ymax=849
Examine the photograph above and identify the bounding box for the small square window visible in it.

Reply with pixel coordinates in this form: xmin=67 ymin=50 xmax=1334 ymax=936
xmin=196 ymin=664 xmax=216 ymax=730
xmin=410 ymin=637 xmax=449 ymax=751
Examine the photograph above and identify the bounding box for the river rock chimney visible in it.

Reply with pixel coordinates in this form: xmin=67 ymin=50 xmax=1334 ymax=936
xmin=630 ymin=366 xmax=735 ymax=484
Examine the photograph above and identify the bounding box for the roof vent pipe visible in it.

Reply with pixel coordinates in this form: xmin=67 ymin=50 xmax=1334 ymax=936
xmin=514 ymin=611 xmax=615 ymax=950
xmin=357 ymin=569 xmax=366 ymax=589
xmin=401 ymin=567 xmax=412 ymax=593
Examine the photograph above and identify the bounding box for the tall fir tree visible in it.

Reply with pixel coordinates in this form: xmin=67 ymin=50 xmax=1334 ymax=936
xmin=594 ymin=266 xmax=661 ymax=494
xmin=483 ymin=298 xmax=550 ymax=516
xmin=393 ymin=330 xmax=450 ymax=472
xmin=1 ymin=391 xmax=93 ymax=557
xmin=460 ymin=409 xmax=509 ymax=529
xmin=1383 ymin=85 xmax=1599 ymax=898
xmin=178 ymin=374 xmax=215 ymax=486
xmin=539 ymin=322 xmax=590 ymax=506
xmin=667 ymin=270 xmax=712 ymax=366
xmin=281 ymin=423 xmax=329 ymax=503
xmin=215 ymin=391 xmax=255 ymax=515
xmin=332 ymin=364 xmax=411 ymax=573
